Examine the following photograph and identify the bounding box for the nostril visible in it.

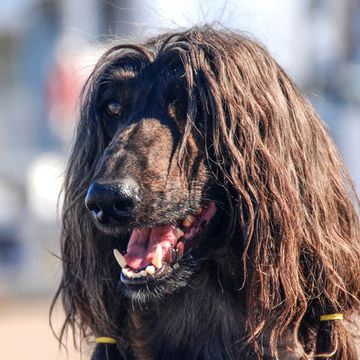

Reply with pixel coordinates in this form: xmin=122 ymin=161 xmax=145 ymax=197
xmin=93 ymin=209 xmax=105 ymax=222
xmin=114 ymin=198 xmax=136 ymax=214
xmin=85 ymin=201 xmax=106 ymax=223
xmin=87 ymin=203 xmax=101 ymax=214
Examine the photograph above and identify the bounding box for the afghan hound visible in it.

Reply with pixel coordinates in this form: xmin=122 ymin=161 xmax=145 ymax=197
xmin=51 ymin=27 xmax=360 ymax=359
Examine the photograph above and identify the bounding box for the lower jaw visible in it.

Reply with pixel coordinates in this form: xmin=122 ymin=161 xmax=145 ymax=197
xmin=120 ymin=263 xmax=176 ymax=286
xmin=118 ymin=260 xmax=197 ymax=304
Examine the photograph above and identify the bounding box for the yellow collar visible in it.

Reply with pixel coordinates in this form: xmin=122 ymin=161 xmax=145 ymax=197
xmin=320 ymin=313 xmax=343 ymax=321
xmin=96 ymin=337 xmax=117 ymax=344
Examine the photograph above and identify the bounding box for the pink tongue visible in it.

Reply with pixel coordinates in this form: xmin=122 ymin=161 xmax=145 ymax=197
xmin=124 ymin=225 xmax=178 ymax=270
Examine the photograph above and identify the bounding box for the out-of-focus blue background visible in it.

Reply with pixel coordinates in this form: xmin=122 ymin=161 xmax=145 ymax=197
xmin=0 ymin=1 xmax=359 ymax=358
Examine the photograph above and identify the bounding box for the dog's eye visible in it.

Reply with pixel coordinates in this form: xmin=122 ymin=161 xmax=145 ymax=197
xmin=105 ymin=101 xmax=122 ymax=117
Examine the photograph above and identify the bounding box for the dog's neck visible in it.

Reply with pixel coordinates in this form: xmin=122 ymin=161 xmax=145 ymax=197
xmin=124 ymin=262 xmax=305 ymax=360
xmin=125 ymin=263 xmax=249 ymax=359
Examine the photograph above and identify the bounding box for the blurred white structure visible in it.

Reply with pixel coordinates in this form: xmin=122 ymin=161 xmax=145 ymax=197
xmin=26 ymin=152 xmax=65 ymax=222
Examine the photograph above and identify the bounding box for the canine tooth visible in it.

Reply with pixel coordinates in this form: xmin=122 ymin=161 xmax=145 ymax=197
xmin=146 ymin=265 xmax=156 ymax=275
xmin=183 ymin=214 xmax=195 ymax=227
xmin=113 ymin=249 xmax=127 ymax=268
xmin=176 ymin=241 xmax=184 ymax=260
xmin=175 ymin=228 xmax=185 ymax=238
xmin=140 ymin=270 xmax=148 ymax=277
xmin=152 ymin=245 xmax=163 ymax=269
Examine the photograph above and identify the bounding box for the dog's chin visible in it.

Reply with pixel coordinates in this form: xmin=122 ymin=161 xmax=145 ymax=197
xmin=107 ymin=202 xmax=218 ymax=305
xmin=118 ymin=260 xmax=198 ymax=305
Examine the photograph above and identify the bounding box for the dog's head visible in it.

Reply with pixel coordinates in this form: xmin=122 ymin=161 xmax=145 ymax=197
xmin=55 ymin=27 xmax=360 ymax=355
xmin=83 ymin=38 xmax=223 ymax=300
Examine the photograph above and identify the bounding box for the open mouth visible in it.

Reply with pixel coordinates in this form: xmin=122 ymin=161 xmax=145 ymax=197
xmin=113 ymin=202 xmax=217 ymax=285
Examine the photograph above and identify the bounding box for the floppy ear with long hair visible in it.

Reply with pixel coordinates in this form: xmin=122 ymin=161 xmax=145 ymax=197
xmin=50 ymin=67 xmax=120 ymax=347
xmin=174 ymin=28 xmax=360 ymax=358
xmin=50 ymin=48 xmax=144 ymax=349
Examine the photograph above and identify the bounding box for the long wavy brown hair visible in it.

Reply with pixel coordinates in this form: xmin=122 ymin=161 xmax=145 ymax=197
xmin=52 ymin=26 xmax=360 ymax=359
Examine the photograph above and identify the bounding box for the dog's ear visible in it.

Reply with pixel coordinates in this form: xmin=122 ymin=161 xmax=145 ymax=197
xmin=187 ymin=31 xmax=360 ymax=358
xmin=51 ymin=53 xmax=128 ymax=348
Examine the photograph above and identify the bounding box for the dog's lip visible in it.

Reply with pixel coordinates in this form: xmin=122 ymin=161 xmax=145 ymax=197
xmin=113 ymin=202 xmax=217 ymax=284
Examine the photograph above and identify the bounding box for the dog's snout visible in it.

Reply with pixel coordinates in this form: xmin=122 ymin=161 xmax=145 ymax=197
xmin=85 ymin=179 xmax=139 ymax=224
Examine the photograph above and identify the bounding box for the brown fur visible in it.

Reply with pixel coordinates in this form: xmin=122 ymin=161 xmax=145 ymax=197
xmin=51 ymin=26 xmax=360 ymax=359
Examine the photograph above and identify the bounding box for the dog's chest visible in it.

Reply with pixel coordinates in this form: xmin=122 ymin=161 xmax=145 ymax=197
xmin=125 ymin=285 xmax=243 ymax=360
xmin=128 ymin=312 xmax=154 ymax=360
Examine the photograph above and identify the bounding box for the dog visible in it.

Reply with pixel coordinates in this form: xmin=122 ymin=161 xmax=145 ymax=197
xmin=52 ymin=27 xmax=360 ymax=359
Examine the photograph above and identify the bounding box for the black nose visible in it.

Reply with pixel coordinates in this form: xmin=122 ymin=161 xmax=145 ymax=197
xmin=85 ymin=179 xmax=139 ymax=224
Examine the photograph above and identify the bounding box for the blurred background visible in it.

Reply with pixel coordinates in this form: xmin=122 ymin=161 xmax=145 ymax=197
xmin=0 ymin=0 xmax=359 ymax=358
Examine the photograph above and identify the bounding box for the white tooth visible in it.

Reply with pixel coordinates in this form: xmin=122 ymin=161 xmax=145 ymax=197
xmin=152 ymin=245 xmax=163 ymax=269
xmin=176 ymin=228 xmax=185 ymax=238
xmin=113 ymin=249 xmax=127 ymax=268
xmin=146 ymin=265 xmax=156 ymax=275
xmin=122 ymin=268 xmax=130 ymax=277
xmin=127 ymin=269 xmax=136 ymax=278
xmin=132 ymin=271 xmax=141 ymax=278
xmin=183 ymin=214 xmax=195 ymax=227
xmin=140 ymin=270 xmax=148 ymax=277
